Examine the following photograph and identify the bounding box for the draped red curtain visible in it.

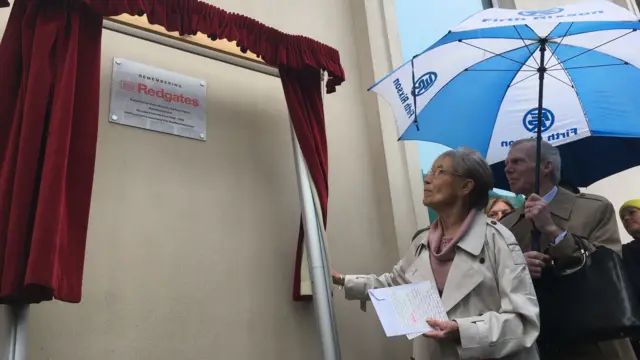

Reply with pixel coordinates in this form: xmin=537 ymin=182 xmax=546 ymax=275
xmin=0 ymin=0 xmax=344 ymax=304
xmin=280 ymin=68 xmax=328 ymax=301
xmin=0 ymin=0 xmax=104 ymax=304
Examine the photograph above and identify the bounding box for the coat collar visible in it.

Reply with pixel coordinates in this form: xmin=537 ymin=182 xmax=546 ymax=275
xmin=419 ymin=211 xmax=487 ymax=254
xmin=419 ymin=212 xmax=488 ymax=311
xmin=547 ymin=186 xmax=575 ymax=220
xmin=456 ymin=211 xmax=489 ymax=256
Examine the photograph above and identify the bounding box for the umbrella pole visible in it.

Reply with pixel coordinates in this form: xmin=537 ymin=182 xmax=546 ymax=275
xmin=410 ymin=56 xmax=419 ymax=131
xmin=532 ymin=39 xmax=548 ymax=252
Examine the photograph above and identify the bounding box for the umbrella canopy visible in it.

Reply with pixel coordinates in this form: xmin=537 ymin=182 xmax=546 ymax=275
xmin=370 ymin=1 xmax=640 ymax=189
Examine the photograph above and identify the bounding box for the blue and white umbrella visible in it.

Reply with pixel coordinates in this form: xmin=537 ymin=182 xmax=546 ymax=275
xmin=370 ymin=1 xmax=640 ymax=189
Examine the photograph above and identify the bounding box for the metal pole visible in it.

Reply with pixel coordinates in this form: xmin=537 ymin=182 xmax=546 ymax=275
xmin=318 ymin=72 xmax=341 ymax=356
xmin=2 ymin=304 xmax=28 ymax=360
xmin=2 ymin=306 xmax=16 ymax=360
xmin=625 ymin=0 xmax=640 ymax=16
xmin=13 ymin=305 xmax=28 ymax=360
xmin=290 ymin=125 xmax=341 ymax=360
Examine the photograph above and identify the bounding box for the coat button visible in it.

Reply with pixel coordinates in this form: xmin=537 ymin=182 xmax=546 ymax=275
xmin=479 ymin=257 xmax=485 ymax=264
xmin=490 ymin=220 xmax=497 ymax=225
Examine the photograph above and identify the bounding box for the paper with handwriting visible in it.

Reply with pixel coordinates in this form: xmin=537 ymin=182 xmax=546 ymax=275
xmin=368 ymin=281 xmax=448 ymax=338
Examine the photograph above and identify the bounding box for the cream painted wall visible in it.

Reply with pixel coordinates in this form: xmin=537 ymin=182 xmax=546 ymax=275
xmin=587 ymin=167 xmax=640 ymax=244
xmin=0 ymin=0 xmax=422 ymax=359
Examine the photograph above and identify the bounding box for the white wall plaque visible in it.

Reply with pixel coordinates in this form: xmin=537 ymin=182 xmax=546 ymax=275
xmin=109 ymin=58 xmax=207 ymax=141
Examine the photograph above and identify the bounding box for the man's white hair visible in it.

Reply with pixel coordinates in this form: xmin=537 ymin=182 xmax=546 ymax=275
xmin=511 ymin=139 xmax=562 ymax=185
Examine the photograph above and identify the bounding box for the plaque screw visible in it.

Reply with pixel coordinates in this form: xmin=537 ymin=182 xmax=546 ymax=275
xmin=111 ymin=114 xmax=118 ymax=121
xmin=115 ymin=59 xmax=121 ymax=65
xmin=199 ymin=134 xmax=205 ymax=139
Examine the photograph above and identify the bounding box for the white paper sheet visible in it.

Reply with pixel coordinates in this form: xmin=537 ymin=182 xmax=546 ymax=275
xmin=367 ymin=281 xmax=448 ymax=338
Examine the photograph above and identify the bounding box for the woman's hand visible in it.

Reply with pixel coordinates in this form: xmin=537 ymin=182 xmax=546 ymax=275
xmin=330 ymin=268 xmax=345 ymax=286
xmin=422 ymin=319 xmax=460 ymax=341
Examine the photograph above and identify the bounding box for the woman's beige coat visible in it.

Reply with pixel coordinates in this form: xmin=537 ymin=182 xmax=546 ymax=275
xmin=344 ymin=213 xmax=540 ymax=360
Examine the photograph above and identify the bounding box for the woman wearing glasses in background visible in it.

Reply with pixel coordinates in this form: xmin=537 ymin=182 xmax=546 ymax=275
xmin=331 ymin=147 xmax=540 ymax=360
xmin=486 ymin=198 xmax=515 ymax=221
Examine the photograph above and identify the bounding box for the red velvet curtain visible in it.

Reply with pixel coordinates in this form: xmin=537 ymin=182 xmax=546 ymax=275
xmin=0 ymin=0 xmax=103 ymax=304
xmin=280 ymin=68 xmax=328 ymax=301
xmin=0 ymin=0 xmax=344 ymax=304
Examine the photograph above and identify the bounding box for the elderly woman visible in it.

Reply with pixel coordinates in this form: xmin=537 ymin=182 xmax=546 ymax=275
xmin=486 ymin=197 xmax=515 ymax=221
xmin=332 ymin=148 xmax=540 ymax=360
xmin=619 ymin=199 xmax=640 ymax=358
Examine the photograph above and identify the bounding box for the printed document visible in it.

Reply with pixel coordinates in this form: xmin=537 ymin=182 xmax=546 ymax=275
xmin=368 ymin=281 xmax=448 ymax=339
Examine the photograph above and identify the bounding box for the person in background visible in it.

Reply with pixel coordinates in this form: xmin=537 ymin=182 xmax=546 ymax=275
xmin=500 ymin=138 xmax=635 ymax=360
xmin=331 ymin=147 xmax=540 ymax=360
xmin=486 ymin=197 xmax=515 ymax=221
xmin=620 ymin=199 xmax=640 ymax=358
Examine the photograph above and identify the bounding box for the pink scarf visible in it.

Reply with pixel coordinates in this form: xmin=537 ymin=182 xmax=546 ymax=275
xmin=428 ymin=209 xmax=477 ymax=293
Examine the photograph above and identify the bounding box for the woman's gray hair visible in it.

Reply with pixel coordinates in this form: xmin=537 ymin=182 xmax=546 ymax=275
xmin=438 ymin=147 xmax=494 ymax=210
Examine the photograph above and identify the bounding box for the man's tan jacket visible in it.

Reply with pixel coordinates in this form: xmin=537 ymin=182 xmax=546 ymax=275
xmin=501 ymin=187 xmax=636 ymax=360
